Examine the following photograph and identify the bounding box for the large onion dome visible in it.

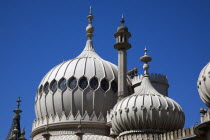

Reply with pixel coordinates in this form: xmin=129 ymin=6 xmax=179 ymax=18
xmin=111 ymin=48 xmax=185 ymax=135
xmin=32 ymin=8 xmax=130 ymax=137
xmin=197 ymin=62 xmax=210 ymax=108
xmin=34 ymin=39 xmax=119 ymax=120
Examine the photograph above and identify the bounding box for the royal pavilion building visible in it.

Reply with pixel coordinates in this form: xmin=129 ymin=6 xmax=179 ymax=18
xmin=6 ymin=7 xmax=210 ymax=140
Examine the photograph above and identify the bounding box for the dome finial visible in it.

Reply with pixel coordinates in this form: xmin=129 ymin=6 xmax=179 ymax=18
xmin=89 ymin=6 xmax=92 ymax=15
xmin=144 ymin=46 xmax=148 ymax=55
xmin=140 ymin=47 xmax=152 ymax=76
xmin=121 ymin=14 xmax=125 ymax=25
xmin=86 ymin=6 xmax=94 ymax=40
xmin=13 ymin=97 xmax=22 ymax=114
xmin=17 ymin=97 xmax=21 ymax=109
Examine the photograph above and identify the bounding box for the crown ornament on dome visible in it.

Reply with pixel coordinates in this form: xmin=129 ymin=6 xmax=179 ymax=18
xmin=140 ymin=47 xmax=152 ymax=76
xmin=86 ymin=6 xmax=94 ymax=39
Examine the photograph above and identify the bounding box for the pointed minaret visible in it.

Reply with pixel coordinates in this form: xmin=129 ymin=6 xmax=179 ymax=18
xmin=6 ymin=97 xmax=22 ymax=140
xmin=114 ymin=15 xmax=131 ymax=101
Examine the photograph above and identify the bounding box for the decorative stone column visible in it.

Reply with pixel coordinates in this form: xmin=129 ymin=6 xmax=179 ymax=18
xmin=75 ymin=120 xmax=84 ymax=140
xmin=114 ymin=16 xmax=131 ymax=101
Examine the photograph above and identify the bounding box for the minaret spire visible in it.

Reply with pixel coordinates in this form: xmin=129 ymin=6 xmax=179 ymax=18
xmin=6 ymin=97 xmax=25 ymax=140
xmin=114 ymin=16 xmax=132 ymax=101
xmin=86 ymin=6 xmax=94 ymax=40
xmin=140 ymin=47 xmax=152 ymax=76
xmin=17 ymin=97 xmax=21 ymax=109
xmin=13 ymin=97 xmax=22 ymax=117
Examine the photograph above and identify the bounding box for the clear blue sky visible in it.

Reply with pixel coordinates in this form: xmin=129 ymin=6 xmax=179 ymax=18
xmin=1 ymin=0 xmax=210 ymax=139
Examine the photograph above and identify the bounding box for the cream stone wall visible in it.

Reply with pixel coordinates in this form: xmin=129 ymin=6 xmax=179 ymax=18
xmin=33 ymin=134 xmax=110 ymax=140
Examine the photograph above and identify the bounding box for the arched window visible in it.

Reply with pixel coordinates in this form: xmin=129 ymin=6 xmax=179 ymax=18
xmin=101 ymin=79 xmax=109 ymax=92
xmin=111 ymin=81 xmax=118 ymax=93
xmin=44 ymin=83 xmax=49 ymax=94
xmin=68 ymin=77 xmax=77 ymax=90
xmin=79 ymin=77 xmax=88 ymax=90
xmin=90 ymin=77 xmax=99 ymax=90
xmin=59 ymin=79 xmax=67 ymax=91
xmin=50 ymin=80 xmax=57 ymax=92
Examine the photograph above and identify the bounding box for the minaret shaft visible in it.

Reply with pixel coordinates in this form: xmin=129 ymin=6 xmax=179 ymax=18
xmin=114 ymin=17 xmax=131 ymax=101
xmin=118 ymin=50 xmax=128 ymax=100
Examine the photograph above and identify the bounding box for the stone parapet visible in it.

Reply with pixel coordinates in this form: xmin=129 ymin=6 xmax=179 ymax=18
xmin=131 ymin=73 xmax=169 ymax=96
xmin=33 ymin=132 xmax=110 ymax=140
xmin=116 ymin=127 xmax=195 ymax=140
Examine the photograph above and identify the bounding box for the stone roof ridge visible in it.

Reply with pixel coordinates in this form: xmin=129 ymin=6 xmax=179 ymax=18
xmin=160 ymin=126 xmax=195 ymax=140
xmin=118 ymin=126 xmax=196 ymax=140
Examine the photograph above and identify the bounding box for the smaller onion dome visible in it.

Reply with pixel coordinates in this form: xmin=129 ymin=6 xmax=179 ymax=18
xmin=117 ymin=25 xmax=128 ymax=32
xmin=111 ymin=48 xmax=185 ymax=135
xmin=117 ymin=15 xmax=128 ymax=32
xmin=197 ymin=62 xmax=210 ymax=108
